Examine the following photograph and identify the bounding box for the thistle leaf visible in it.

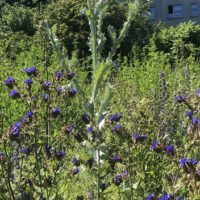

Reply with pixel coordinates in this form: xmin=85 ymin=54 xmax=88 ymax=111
xmin=97 ymin=83 xmax=113 ymax=124
xmin=107 ymin=25 xmax=116 ymax=42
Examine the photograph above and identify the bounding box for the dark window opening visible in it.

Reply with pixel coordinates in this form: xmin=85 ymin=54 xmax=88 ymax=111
xmin=168 ymin=5 xmax=173 ymax=14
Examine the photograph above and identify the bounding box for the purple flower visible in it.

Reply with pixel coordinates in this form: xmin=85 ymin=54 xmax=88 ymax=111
xmin=151 ymin=140 xmax=161 ymax=152
xmin=10 ymin=121 xmax=21 ymax=139
xmin=146 ymin=194 xmax=155 ymax=200
xmin=188 ymin=158 xmax=198 ymax=166
xmin=9 ymin=89 xmax=20 ymax=99
xmin=82 ymin=113 xmax=90 ymax=124
xmin=186 ymin=111 xmax=192 ymax=119
xmin=67 ymin=72 xmax=76 ymax=80
xmin=72 ymin=157 xmax=80 ymax=166
xmin=21 ymin=147 xmax=28 ymax=154
xmin=26 ymin=111 xmax=33 ymax=119
xmin=87 ymin=127 xmax=95 ymax=133
xmin=21 ymin=147 xmax=30 ymax=155
xmin=55 ymin=150 xmax=64 ymax=160
xmin=116 ymin=112 xmax=123 ymax=121
xmin=133 ymin=133 xmax=147 ymax=142
xmin=68 ymin=88 xmax=77 ymax=97
xmin=41 ymin=93 xmax=49 ymax=102
xmin=179 ymin=157 xmax=198 ymax=173
xmin=109 ymin=114 xmax=117 ymax=122
xmin=24 ymin=66 xmax=37 ymax=77
xmin=24 ymin=78 xmax=33 ymax=86
xmin=4 ymin=77 xmax=15 ymax=88
xmin=66 ymin=126 xmax=73 ymax=133
xmin=42 ymin=81 xmax=52 ymax=91
xmin=164 ymin=144 xmax=174 ymax=155
xmin=72 ymin=167 xmax=79 ymax=175
xmin=113 ymin=124 xmax=122 ymax=133
xmin=62 ymin=125 xmax=73 ymax=134
xmin=114 ymin=175 xmax=123 ymax=186
xmin=52 ymin=108 xmax=61 ymax=118
xmin=159 ymin=193 xmax=173 ymax=200
xmin=191 ymin=117 xmax=199 ymax=126
xmin=195 ymin=89 xmax=200 ymax=98
xmin=21 ymin=117 xmax=25 ymax=123
xmin=100 ymin=183 xmax=106 ymax=191
xmin=109 ymin=113 xmax=123 ymax=122
xmin=175 ymin=95 xmax=186 ymax=103
xmin=109 ymin=155 xmax=122 ymax=163
xmin=179 ymin=157 xmax=187 ymax=167
xmin=56 ymin=72 xmax=63 ymax=80
xmin=121 ymin=169 xmax=128 ymax=178
xmin=56 ymin=87 xmax=64 ymax=93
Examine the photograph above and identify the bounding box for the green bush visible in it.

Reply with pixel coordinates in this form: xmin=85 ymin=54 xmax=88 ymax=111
xmin=150 ymin=21 xmax=200 ymax=60
xmin=0 ymin=4 xmax=36 ymax=35
xmin=45 ymin=0 xmax=153 ymax=59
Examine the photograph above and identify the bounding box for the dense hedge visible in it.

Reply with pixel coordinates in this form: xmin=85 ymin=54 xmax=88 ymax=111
xmin=0 ymin=0 xmax=154 ymax=59
xmin=150 ymin=21 xmax=200 ymax=60
xmin=45 ymin=0 xmax=154 ymax=59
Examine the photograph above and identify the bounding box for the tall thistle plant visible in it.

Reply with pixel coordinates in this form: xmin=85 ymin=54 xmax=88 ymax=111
xmin=44 ymin=0 xmax=143 ymax=198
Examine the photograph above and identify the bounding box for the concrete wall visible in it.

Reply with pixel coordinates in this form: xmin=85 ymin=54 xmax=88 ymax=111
xmin=149 ymin=0 xmax=200 ymax=25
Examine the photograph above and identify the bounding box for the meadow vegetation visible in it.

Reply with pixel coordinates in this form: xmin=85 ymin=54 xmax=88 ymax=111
xmin=1 ymin=0 xmax=200 ymax=199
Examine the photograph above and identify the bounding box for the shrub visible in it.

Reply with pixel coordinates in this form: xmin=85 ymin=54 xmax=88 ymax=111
xmin=150 ymin=21 xmax=200 ymax=60
xmin=0 ymin=4 xmax=36 ymax=35
xmin=45 ymin=0 xmax=153 ymax=59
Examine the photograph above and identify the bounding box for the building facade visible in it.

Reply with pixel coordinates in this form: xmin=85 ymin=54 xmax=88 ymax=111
xmin=149 ymin=0 xmax=200 ymax=25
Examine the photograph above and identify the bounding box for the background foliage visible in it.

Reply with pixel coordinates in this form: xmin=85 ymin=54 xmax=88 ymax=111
xmin=1 ymin=0 xmax=200 ymax=199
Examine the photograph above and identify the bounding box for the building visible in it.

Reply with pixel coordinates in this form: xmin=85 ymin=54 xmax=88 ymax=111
xmin=149 ymin=0 xmax=200 ymax=25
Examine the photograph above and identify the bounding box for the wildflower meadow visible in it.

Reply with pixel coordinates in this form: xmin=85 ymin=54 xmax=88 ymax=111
xmin=1 ymin=0 xmax=200 ymax=199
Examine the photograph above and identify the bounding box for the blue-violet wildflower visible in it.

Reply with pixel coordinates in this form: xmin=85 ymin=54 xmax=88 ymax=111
xmin=68 ymin=87 xmax=77 ymax=97
xmin=113 ymin=124 xmax=122 ymax=133
xmin=24 ymin=66 xmax=37 ymax=77
xmin=146 ymin=194 xmax=155 ymax=200
xmin=56 ymin=72 xmax=63 ymax=80
xmin=72 ymin=167 xmax=79 ymax=175
xmin=164 ymin=144 xmax=174 ymax=155
xmin=24 ymin=78 xmax=33 ymax=86
xmin=9 ymin=89 xmax=20 ymax=99
xmin=10 ymin=122 xmax=21 ymax=139
xmin=175 ymin=95 xmax=186 ymax=103
xmin=4 ymin=77 xmax=15 ymax=88
xmin=114 ymin=175 xmax=123 ymax=186
xmin=55 ymin=150 xmax=64 ymax=160
xmin=133 ymin=133 xmax=147 ymax=142
xmin=52 ymin=108 xmax=61 ymax=118
xmin=67 ymin=72 xmax=76 ymax=80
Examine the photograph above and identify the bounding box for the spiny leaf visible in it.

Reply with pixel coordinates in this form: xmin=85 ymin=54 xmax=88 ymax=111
xmin=107 ymin=25 xmax=116 ymax=42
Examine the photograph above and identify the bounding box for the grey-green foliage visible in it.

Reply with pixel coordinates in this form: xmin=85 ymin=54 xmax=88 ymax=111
xmin=85 ymin=0 xmax=143 ymax=124
xmin=45 ymin=0 xmax=143 ymax=125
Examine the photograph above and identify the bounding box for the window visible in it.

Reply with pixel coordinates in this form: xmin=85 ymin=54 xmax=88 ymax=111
xmin=191 ymin=3 xmax=199 ymax=17
xmin=168 ymin=5 xmax=183 ymax=18
xmin=149 ymin=7 xmax=156 ymax=20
